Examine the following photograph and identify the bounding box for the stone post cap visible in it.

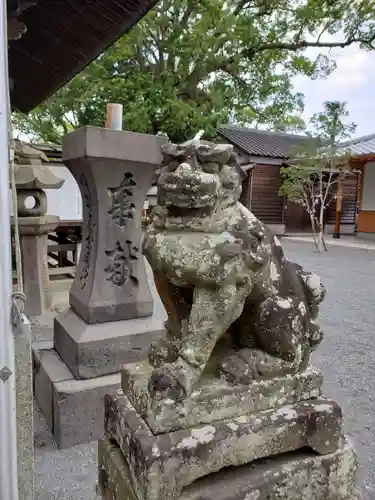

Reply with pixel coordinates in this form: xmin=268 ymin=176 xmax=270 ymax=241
xmin=62 ymin=126 xmax=167 ymax=164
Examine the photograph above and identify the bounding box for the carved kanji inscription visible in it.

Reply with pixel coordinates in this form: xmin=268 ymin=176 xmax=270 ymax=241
xmin=108 ymin=172 xmax=136 ymax=228
xmin=80 ymin=173 xmax=95 ymax=289
xmin=104 ymin=240 xmax=139 ymax=287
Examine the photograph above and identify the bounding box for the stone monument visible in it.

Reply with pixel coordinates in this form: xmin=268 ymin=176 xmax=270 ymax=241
xmin=99 ymin=140 xmax=358 ymax=499
xmin=12 ymin=141 xmax=64 ymax=316
xmin=33 ymin=126 xmax=167 ymax=447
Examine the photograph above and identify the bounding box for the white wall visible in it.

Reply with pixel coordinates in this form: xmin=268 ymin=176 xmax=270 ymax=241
xmin=45 ymin=164 xmax=82 ymax=221
xmin=362 ymin=161 xmax=375 ymax=211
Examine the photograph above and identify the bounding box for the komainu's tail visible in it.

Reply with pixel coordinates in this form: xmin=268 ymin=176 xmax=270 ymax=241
xmin=298 ymin=269 xmax=326 ymax=309
xmin=297 ymin=268 xmax=326 ymax=349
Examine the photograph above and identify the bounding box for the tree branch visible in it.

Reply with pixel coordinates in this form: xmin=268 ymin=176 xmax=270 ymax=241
xmin=144 ymin=25 xmax=164 ymax=70
xmin=234 ymin=0 xmax=273 ymax=17
xmin=185 ymin=32 xmax=375 ymax=91
xmin=230 ymin=35 xmax=375 ymax=66
xmin=136 ymin=45 xmax=146 ymax=72
xmin=180 ymin=0 xmax=195 ymax=29
xmin=234 ymin=0 xmax=249 ymax=15
xmin=166 ymin=1 xmax=196 ymax=70
xmin=220 ymin=67 xmax=266 ymax=118
xmin=316 ymin=21 xmax=335 ymax=44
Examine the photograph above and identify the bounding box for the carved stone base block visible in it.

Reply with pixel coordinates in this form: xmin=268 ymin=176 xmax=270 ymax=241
xmin=54 ymin=308 xmax=165 ymax=379
xmin=104 ymin=390 xmax=346 ymax=500
xmin=33 ymin=341 xmax=122 ymax=448
xmin=98 ymin=436 xmax=358 ymax=500
xmin=122 ymin=361 xmax=323 ymax=434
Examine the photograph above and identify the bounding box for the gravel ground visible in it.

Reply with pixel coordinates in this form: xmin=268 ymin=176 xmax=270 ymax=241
xmin=284 ymin=240 xmax=375 ymax=499
xmin=33 ymin=241 xmax=375 ymax=498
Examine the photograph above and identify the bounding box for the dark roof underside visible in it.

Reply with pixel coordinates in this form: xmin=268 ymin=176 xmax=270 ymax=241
xmin=218 ymin=125 xmax=311 ymax=159
xmin=9 ymin=0 xmax=159 ymax=113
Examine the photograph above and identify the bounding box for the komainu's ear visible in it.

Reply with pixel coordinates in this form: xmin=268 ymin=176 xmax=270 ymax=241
xmin=228 ymin=151 xmax=246 ymax=181
xmin=196 ymin=143 xmax=233 ymax=165
xmin=161 ymin=142 xmax=193 ymax=164
xmin=236 ymin=163 xmax=247 ymax=182
xmin=154 ymin=168 xmax=161 ymax=181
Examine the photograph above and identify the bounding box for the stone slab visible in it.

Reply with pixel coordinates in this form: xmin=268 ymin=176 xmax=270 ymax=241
xmin=33 ymin=343 xmax=122 ymax=448
xmin=98 ymin=436 xmax=357 ymax=500
xmin=122 ymin=361 xmax=323 ymax=433
xmin=54 ymin=307 xmax=165 ymax=379
xmin=33 ymin=341 xmax=74 ymax=432
xmin=54 ymin=373 xmax=121 ymax=448
xmin=104 ymin=391 xmax=343 ymax=500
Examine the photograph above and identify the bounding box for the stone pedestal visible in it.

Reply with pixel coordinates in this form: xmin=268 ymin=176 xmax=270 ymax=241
xmin=33 ymin=126 xmax=167 ymax=447
xmin=98 ymin=361 xmax=358 ymax=500
xmin=98 ymin=436 xmax=358 ymax=500
xmin=54 ymin=308 xmax=165 ymax=379
xmin=16 ymin=215 xmax=59 ymax=316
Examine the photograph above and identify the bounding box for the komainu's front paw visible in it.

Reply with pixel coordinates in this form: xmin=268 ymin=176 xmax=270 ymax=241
xmin=219 ymin=348 xmax=296 ymax=385
xmin=148 ymin=364 xmax=186 ymax=401
xmin=148 ymin=339 xmax=178 ymax=368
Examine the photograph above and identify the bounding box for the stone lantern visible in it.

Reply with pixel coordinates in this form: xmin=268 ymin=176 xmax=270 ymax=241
xmin=12 ymin=142 xmax=65 ymax=316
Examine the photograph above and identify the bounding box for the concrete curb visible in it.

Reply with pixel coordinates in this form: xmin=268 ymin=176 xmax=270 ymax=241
xmin=281 ymin=236 xmax=375 ymax=251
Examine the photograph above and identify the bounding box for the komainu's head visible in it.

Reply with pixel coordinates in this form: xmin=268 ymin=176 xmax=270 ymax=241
xmin=157 ymin=140 xmax=245 ymax=216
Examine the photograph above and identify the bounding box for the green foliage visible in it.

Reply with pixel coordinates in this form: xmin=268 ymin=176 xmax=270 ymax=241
xmin=13 ymin=0 xmax=375 ymax=143
xmin=310 ymin=101 xmax=357 ymax=147
xmin=279 ymin=152 xmax=316 ymax=206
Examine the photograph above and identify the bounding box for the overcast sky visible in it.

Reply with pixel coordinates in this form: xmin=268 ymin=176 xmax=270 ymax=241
xmin=293 ymin=43 xmax=375 ymax=139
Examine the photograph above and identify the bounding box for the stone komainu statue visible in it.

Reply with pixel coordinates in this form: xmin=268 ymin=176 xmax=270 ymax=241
xmin=143 ymin=140 xmax=325 ymax=400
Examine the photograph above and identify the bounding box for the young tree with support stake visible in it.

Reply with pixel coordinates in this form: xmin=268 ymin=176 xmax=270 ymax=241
xmin=280 ymin=101 xmax=357 ymax=252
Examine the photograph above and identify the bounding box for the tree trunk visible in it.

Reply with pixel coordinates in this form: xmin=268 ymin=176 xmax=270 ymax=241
xmin=319 ymin=205 xmax=328 ymax=252
xmin=310 ymin=214 xmax=319 ymax=252
xmin=321 ymin=229 xmax=327 ymax=252
xmin=319 ymin=206 xmax=327 ymax=252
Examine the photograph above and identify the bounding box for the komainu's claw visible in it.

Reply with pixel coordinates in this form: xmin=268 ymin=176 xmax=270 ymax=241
xmin=148 ymin=365 xmax=186 ymax=401
xmin=148 ymin=338 xmax=178 ymax=368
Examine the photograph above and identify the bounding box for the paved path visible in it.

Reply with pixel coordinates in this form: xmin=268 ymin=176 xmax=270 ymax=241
xmin=33 ymin=241 xmax=375 ymax=498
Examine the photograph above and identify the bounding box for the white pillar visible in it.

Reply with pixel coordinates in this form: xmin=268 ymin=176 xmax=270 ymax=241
xmin=0 ymin=1 xmax=19 ymax=499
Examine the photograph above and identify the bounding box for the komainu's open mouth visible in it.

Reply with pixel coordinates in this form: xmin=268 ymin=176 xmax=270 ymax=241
xmin=158 ymin=176 xmax=219 ymax=209
xmin=165 ymin=205 xmax=214 ymax=218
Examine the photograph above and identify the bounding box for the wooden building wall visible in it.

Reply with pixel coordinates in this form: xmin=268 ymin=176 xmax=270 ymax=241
xmin=326 ymin=174 xmax=359 ymax=226
xmin=240 ymin=164 xmax=359 ymax=233
xmin=240 ymin=171 xmax=251 ymax=208
xmin=241 ymin=165 xmax=284 ymax=224
xmin=356 ymin=163 xmax=375 ymax=234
